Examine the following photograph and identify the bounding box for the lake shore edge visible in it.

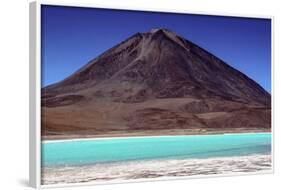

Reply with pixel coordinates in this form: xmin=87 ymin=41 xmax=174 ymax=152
xmin=41 ymin=154 xmax=272 ymax=185
xmin=42 ymin=128 xmax=271 ymax=143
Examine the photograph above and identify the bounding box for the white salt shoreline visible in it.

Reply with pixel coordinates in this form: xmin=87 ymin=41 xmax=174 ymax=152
xmin=41 ymin=154 xmax=272 ymax=185
xmin=42 ymin=132 xmax=271 ymax=144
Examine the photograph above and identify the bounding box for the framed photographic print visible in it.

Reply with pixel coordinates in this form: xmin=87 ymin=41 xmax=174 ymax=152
xmin=29 ymin=1 xmax=273 ymax=188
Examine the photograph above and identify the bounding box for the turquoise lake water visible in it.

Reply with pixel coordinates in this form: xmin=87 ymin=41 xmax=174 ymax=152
xmin=42 ymin=133 xmax=271 ymax=167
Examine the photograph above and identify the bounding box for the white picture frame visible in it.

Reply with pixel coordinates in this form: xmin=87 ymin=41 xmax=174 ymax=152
xmin=29 ymin=1 xmax=274 ymax=188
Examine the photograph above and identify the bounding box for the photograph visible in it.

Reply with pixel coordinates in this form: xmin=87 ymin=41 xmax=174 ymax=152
xmin=40 ymin=5 xmax=272 ymax=186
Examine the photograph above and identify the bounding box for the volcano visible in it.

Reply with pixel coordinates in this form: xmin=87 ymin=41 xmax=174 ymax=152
xmin=41 ymin=28 xmax=271 ymax=138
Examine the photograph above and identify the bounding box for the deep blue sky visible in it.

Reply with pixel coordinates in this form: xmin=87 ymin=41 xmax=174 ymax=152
xmin=41 ymin=5 xmax=271 ymax=92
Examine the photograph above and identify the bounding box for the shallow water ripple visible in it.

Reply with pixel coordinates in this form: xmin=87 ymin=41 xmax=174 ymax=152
xmin=42 ymin=154 xmax=271 ymax=185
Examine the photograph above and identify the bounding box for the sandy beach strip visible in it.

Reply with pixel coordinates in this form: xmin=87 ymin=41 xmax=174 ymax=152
xmin=42 ymin=132 xmax=271 ymax=144
xmin=41 ymin=154 xmax=272 ymax=185
xmin=42 ymin=128 xmax=271 ymax=143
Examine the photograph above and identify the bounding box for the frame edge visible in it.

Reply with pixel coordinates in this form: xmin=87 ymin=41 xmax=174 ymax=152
xmin=29 ymin=1 xmax=41 ymax=188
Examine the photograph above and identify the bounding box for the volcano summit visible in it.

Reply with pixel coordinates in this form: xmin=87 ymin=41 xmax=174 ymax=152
xmin=42 ymin=28 xmax=271 ymax=139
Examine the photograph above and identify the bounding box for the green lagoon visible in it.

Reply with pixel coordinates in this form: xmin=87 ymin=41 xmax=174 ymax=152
xmin=42 ymin=133 xmax=271 ymax=167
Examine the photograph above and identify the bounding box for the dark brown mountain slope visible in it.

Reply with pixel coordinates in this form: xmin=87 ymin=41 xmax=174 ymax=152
xmin=41 ymin=28 xmax=271 ymax=138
